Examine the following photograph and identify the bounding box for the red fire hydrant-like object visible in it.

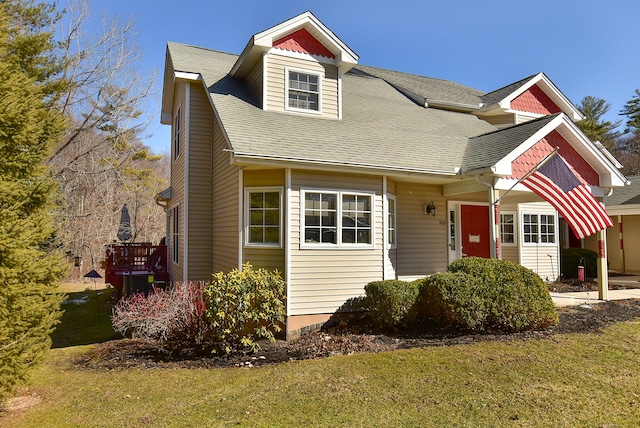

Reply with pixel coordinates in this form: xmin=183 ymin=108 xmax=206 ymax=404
xmin=577 ymin=257 xmax=585 ymax=282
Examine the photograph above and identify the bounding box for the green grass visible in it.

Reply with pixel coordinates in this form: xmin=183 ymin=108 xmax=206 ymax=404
xmin=3 ymin=318 xmax=640 ymax=427
xmin=51 ymin=283 xmax=120 ymax=348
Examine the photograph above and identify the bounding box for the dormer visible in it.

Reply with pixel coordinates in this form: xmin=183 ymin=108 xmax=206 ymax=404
xmin=229 ymin=11 xmax=358 ymax=119
xmin=477 ymin=72 xmax=583 ymax=128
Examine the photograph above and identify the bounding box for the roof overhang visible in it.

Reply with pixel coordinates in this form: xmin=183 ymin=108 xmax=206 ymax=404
xmin=482 ymin=72 xmax=584 ymax=121
xmin=229 ymin=11 xmax=358 ymax=78
xmin=489 ymin=114 xmax=627 ymax=189
xmin=160 ymin=45 xmax=201 ymax=125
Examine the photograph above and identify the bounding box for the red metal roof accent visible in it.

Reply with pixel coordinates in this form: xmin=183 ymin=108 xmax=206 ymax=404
xmin=511 ymin=84 xmax=562 ymax=115
xmin=273 ymin=28 xmax=335 ymax=59
xmin=509 ymin=130 xmax=599 ymax=186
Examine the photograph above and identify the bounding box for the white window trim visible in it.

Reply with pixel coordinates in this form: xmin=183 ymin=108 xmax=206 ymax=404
xmin=387 ymin=194 xmax=397 ymax=249
xmin=244 ymin=187 xmax=283 ymax=248
xmin=173 ymin=106 xmax=181 ymax=159
xmin=285 ymin=66 xmax=322 ymax=115
xmin=521 ymin=211 xmax=558 ymax=246
xmin=300 ymin=189 xmax=375 ymax=249
xmin=499 ymin=211 xmax=517 ymax=246
xmin=171 ymin=205 xmax=180 ymax=264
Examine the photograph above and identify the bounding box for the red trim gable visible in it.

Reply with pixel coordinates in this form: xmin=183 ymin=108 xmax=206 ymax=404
xmin=510 ymin=131 xmax=599 ymax=186
xmin=511 ymin=84 xmax=562 ymax=115
xmin=273 ymin=28 xmax=335 ymax=59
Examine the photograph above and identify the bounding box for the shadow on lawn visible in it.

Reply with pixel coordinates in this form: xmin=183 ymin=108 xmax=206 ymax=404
xmin=51 ymin=288 xmax=121 ymax=348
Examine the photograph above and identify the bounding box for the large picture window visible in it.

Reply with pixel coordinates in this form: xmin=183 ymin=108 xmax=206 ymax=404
xmin=287 ymin=69 xmax=320 ymax=112
xmin=523 ymin=213 xmax=556 ymax=244
xmin=245 ymin=188 xmax=282 ymax=246
xmin=302 ymin=190 xmax=374 ymax=248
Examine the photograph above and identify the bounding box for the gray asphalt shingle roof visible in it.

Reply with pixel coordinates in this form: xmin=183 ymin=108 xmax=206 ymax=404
xmin=166 ymin=42 xmax=547 ymax=175
xmin=461 ymin=114 xmax=560 ymax=172
xmin=605 ymin=175 xmax=640 ymax=205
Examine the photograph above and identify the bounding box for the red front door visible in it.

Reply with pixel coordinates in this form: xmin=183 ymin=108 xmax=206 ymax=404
xmin=460 ymin=205 xmax=490 ymax=258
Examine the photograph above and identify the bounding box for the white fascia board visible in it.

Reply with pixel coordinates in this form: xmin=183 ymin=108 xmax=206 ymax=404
xmin=253 ymin=11 xmax=358 ymax=69
xmin=498 ymin=73 xmax=583 ymax=121
xmin=492 ymin=114 xmax=627 ymax=187
xmin=175 ymin=71 xmax=201 ymax=81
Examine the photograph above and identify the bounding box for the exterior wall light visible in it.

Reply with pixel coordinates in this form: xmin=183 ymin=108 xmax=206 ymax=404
xmin=425 ymin=201 xmax=436 ymax=216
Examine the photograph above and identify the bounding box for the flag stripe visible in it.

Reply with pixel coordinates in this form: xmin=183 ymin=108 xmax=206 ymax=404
xmin=522 ymin=155 xmax=612 ymax=240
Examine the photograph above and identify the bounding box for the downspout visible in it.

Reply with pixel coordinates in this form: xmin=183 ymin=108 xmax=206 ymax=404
xmin=475 ymin=175 xmax=500 ymax=259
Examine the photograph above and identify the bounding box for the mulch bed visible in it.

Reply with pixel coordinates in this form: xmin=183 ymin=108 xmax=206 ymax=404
xmin=74 ymin=297 xmax=640 ymax=371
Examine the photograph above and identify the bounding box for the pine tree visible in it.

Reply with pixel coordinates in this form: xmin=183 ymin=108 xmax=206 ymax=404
xmin=576 ymin=96 xmax=621 ymax=150
xmin=0 ymin=3 xmax=66 ymax=402
xmin=620 ymin=89 xmax=640 ymax=136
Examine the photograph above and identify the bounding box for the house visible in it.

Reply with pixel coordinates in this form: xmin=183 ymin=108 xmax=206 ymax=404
xmin=158 ymin=11 xmax=627 ymax=337
xmin=584 ymin=175 xmax=640 ymax=274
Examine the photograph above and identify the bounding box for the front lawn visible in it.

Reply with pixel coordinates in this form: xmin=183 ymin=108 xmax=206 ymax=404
xmin=3 ymin=319 xmax=640 ymax=427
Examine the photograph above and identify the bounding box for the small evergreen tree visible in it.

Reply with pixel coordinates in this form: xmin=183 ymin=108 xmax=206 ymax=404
xmin=0 ymin=3 xmax=66 ymax=402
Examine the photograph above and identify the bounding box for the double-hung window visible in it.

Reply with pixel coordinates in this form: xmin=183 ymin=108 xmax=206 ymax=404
xmin=387 ymin=195 xmax=396 ymax=247
xmin=302 ymin=190 xmax=374 ymax=248
xmin=245 ymin=188 xmax=282 ymax=246
xmin=173 ymin=107 xmax=181 ymax=159
xmin=171 ymin=206 xmax=180 ymax=263
xmin=523 ymin=213 xmax=556 ymax=244
xmin=287 ymin=69 xmax=320 ymax=112
xmin=500 ymin=212 xmax=516 ymax=245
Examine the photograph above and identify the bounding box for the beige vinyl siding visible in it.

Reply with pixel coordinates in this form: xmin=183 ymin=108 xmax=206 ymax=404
xmin=396 ymin=182 xmax=448 ymax=277
xmin=245 ymin=59 xmax=263 ymax=106
xmin=211 ymin=108 xmax=240 ymax=274
xmin=518 ymin=202 xmax=559 ymax=281
xmin=587 ymin=215 xmax=640 ymax=274
xmin=187 ymin=83 xmax=214 ymax=280
xmin=243 ymin=169 xmax=286 ymax=273
xmin=515 ymin=113 xmax=539 ymax=124
xmin=265 ymin=53 xmax=339 ymax=119
xmin=288 ymin=171 xmax=383 ymax=316
xmin=169 ymin=83 xmax=186 ymax=283
xmin=620 ymin=216 xmax=640 ymax=273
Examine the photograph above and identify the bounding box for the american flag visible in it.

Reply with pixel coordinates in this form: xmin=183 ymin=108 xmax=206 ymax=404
xmin=522 ymin=154 xmax=613 ymax=239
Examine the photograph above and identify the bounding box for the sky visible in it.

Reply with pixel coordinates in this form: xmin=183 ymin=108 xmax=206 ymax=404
xmin=78 ymin=0 xmax=639 ymax=154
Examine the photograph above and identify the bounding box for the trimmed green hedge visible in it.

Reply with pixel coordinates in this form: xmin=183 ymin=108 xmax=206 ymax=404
xmin=363 ymin=280 xmax=421 ymax=329
xmin=422 ymin=257 xmax=558 ymax=332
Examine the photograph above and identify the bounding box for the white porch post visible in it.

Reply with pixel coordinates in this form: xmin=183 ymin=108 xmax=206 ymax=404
xmin=597 ymin=228 xmax=609 ymax=301
xmin=488 ymin=187 xmax=500 ymax=259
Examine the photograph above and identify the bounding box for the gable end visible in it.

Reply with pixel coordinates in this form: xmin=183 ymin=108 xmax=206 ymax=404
xmin=511 ymin=84 xmax=562 ymax=115
xmin=273 ymin=28 xmax=335 ymax=59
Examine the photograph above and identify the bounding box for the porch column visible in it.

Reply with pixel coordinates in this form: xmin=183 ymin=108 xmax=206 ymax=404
xmin=488 ymin=187 xmax=500 ymax=259
xmin=597 ymin=228 xmax=609 ymax=301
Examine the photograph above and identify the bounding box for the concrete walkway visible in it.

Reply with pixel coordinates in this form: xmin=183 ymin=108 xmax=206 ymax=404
xmin=551 ymin=276 xmax=640 ymax=307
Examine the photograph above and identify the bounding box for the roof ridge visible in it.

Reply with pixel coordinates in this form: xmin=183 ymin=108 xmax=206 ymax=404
xmin=355 ymin=64 xmax=483 ymax=92
xmin=480 ymin=73 xmax=540 ymax=99
xmin=167 ymin=41 xmax=239 ymax=58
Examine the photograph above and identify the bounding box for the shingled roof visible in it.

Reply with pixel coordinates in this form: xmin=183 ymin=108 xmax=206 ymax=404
xmin=164 ymin=42 xmax=596 ymax=179
xmin=167 ymin=42 xmax=503 ymax=175
xmin=605 ymin=175 xmax=640 ymax=206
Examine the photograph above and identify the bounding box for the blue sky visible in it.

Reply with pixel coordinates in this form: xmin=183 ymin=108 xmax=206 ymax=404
xmin=81 ymin=0 xmax=639 ymax=154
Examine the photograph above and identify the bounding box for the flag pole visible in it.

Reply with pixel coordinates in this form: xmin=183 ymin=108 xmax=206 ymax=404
xmin=495 ymin=147 xmax=559 ymax=205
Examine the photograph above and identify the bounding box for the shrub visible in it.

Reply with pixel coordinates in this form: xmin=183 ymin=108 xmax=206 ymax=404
xmin=561 ymin=248 xmax=600 ymax=279
xmin=422 ymin=257 xmax=558 ymax=332
xmin=204 ymin=264 xmax=286 ymax=354
xmin=364 ymin=280 xmax=421 ymax=328
xmin=112 ymin=282 xmax=211 ymax=350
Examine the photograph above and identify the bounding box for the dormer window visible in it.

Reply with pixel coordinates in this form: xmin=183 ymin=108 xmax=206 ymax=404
xmin=287 ymin=68 xmax=321 ymax=113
